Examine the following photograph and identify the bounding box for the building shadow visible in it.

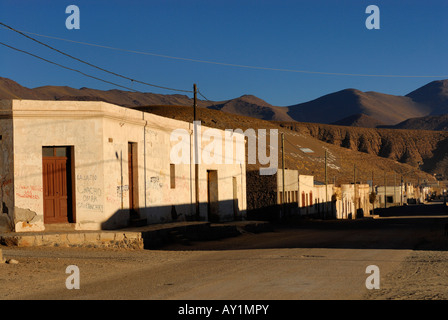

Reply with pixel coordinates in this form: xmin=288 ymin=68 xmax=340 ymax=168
xmin=156 ymin=202 xmax=448 ymax=252
xmin=100 ymin=200 xmax=248 ymax=249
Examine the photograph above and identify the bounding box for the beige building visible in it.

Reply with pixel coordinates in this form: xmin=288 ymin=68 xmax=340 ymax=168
xmin=298 ymin=175 xmax=335 ymax=217
xmin=335 ymin=183 xmax=372 ymax=219
xmin=298 ymin=174 xmax=314 ymax=215
xmin=337 ymin=184 xmax=355 ymax=219
xmin=277 ymin=169 xmax=298 ymax=206
xmin=0 ymin=100 xmax=247 ymax=232
xmin=313 ymin=182 xmax=335 ymax=218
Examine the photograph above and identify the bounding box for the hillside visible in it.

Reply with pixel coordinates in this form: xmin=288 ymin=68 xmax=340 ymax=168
xmin=2 ymin=77 xmax=448 ymax=128
xmin=0 ymin=77 xmax=210 ymax=108
xmin=331 ymin=113 xmax=386 ymax=128
xmin=134 ymin=105 xmax=436 ymax=186
xmin=0 ymin=76 xmax=442 ymax=182
xmin=276 ymin=121 xmax=448 ymax=179
xmin=406 ymin=80 xmax=448 ymax=115
xmin=287 ymin=89 xmax=428 ymax=126
xmin=382 ymin=114 xmax=448 ymax=131
xmin=208 ymin=95 xmax=294 ymax=121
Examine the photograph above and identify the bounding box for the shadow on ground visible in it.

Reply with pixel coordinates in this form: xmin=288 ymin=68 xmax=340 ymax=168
xmin=158 ymin=202 xmax=448 ymax=252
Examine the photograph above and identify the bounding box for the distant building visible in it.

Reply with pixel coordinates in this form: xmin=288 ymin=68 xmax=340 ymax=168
xmin=0 ymin=100 xmax=247 ymax=232
xmin=246 ymin=169 xmax=299 ymax=221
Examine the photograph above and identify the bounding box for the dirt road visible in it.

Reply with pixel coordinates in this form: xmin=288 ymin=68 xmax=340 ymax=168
xmin=1 ymin=204 xmax=447 ymax=300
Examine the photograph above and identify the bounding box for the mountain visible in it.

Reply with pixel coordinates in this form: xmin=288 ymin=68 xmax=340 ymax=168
xmin=331 ymin=113 xmax=386 ymax=128
xmin=406 ymin=80 xmax=448 ymax=115
xmin=0 ymin=76 xmax=443 ymax=180
xmin=276 ymin=121 xmax=448 ymax=180
xmin=208 ymin=95 xmax=294 ymax=121
xmin=2 ymin=76 xmax=448 ymax=130
xmin=381 ymin=114 xmax=448 ymax=131
xmin=286 ymin=88 xmax=429 ymax=126
xmin=0 ymin=77 xmax=210 ymax=108
xmin=135 ymin=104 xmax=437 ymax=183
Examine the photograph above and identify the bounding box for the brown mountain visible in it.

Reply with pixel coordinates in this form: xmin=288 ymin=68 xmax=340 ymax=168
xmin=0 ymin=76 xmax=439 ymax=184
xmin=0 ymin=77 xmax=210 ymax=108
xmin=287 ymin=80 xmax=448 ymax=127
xmin=208 ymin=95 xmax=294 ymax=121
xmin=287 ymin=88 xmax=429 ymax=126
xmin=331 ymin=113 xmax=386 ymax=128
xmin=2 ymin=77 xmax=448 ymax=129
xmin=135 ymin=105 xmax=436 ymax=184
xmin=276 ymin=121 xmax=448 ymax=180
xmin=406 ymin=80 xmax=448 ymax=115
xmin=381 ymin=114 xmax=448 ymax=131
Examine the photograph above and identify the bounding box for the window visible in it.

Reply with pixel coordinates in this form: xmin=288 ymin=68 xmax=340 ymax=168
xmin=170 ymin=164 xmax=175 ymax=189
xmin=42 ymin=146 xmax=68 ymax=157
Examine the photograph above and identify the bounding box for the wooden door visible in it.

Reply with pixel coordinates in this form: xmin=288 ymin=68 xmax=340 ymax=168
xmin=128 ymin=142 xmax=139 ymax=216
xmin=207 ymin=170 xmax=219 ymax=222
xmin=43 ymin=148 xmax=69 ymax=223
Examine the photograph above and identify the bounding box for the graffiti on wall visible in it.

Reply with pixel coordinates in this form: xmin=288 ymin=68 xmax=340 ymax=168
xmin=148 ymin=176 xmax=163 ymax=189
xmin=16 ymin=185 xmax=42 ymax=200
xmin=76 ymin=174 xmax=103 ymax=212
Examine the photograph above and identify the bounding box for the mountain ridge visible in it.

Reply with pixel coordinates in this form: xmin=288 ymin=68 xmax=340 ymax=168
xmin=1 ymin=77 xmax=448 ymax=129
xmin=0 ymin=76 xmax=445 ymax=179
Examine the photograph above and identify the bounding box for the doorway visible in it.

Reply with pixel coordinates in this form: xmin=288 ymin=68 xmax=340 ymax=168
xmin=128 ymin=142 xmax=139 ymax=216
xmin=207 ymin=170 xmax=219 ymax=222
xmin=232 ymin=176 xmax=239 ymax=220
xmin=42 ymin=146 xmax=75 ymax=224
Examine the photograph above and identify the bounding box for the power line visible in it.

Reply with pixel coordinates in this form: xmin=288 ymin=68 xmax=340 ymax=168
xmin=0 ymin=41 xmax=138 ymax=92
xmin=2 ymin=25 xmax=447 ymax=78
xmin=0 ymin=22 xmax=192 ymax=93
xmin=197 ymin=89 xmax=218 ymax=107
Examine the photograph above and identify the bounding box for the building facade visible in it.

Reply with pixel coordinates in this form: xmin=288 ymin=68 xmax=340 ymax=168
xmin=0 ymin=100 xmax=247 ymax=232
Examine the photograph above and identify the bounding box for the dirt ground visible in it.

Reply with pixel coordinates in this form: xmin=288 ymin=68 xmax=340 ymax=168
xmin=1 ymin=204 xmax=447 ymax=301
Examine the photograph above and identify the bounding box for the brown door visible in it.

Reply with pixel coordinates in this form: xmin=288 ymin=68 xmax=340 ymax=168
xmin=207 ymin=170 xmax=219 ymax=222
xmin=43 ymin=147 xmax=70 ymax=224
xmin=128 ymin=142 xmax=139 ymax=216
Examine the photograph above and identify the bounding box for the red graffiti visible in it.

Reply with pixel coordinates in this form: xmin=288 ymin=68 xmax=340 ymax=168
xmin=16 ymin=190 xmax=40 ymax=200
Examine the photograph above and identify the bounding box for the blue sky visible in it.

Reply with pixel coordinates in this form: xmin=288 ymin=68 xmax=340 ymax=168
xmin=1 ymin=0 xmax=447 ymax=106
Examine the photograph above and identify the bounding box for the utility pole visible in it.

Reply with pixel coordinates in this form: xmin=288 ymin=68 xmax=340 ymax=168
xmin=384 ymin=170 xmax=387 ymax=209
xmin=325 ymin=150 xmax=328 ymax=218
xmin=193 ymin=84 xmax=199 ymax=220
xmin=281 ymin=133 xmax=285 ymax=220
xmin=372 ymin=170 xmax=374 ymax=215
xmin=394 ymin=172 xmax=396 ymax=206
xmin=354 ymin=164 xmax=357 ymax=216
xmin=401 ymin=175 xmax=403 ymax=206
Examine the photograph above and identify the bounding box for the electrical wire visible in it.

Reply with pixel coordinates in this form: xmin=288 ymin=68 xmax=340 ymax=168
xmin=0 ymin=22 xmax=193 ymax=93
xmin=1 ymin=25 xmax=447 ymax=78
xmin=0 ymin=41 xmax=138 ymax=92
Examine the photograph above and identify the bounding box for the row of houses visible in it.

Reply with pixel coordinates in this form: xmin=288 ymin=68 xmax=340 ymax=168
xmin=0 ymin=99 xmax=433 ymax=233
xmin=247 ymin=169 xmax=432 ymax=221
xmin=247 ymin=169 xmax=372 ymax=220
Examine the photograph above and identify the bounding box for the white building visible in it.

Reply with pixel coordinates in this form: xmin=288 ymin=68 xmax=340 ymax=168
xmin=0 ymin=100 xmax=247 ymax=232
